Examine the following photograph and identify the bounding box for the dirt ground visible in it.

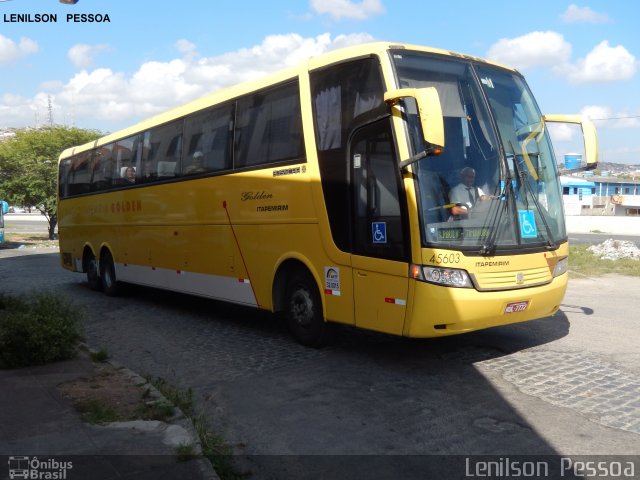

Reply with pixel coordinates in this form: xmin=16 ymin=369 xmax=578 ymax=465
xmin=0 ymin=236 xmax=175 ymax=425
xmin=57 ymin=357 xmax=154 ymax=423
xmin=0 ymin=234 xmax=58 ymax=250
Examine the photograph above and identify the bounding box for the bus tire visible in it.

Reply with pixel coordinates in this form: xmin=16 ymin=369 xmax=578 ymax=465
xmin=85 ymin=251 xmax=102 ymax=291
xmin=100 ymin=250 xmax=119 ymax=297
xmin=284 ymin=271 xmax=332 ymax=348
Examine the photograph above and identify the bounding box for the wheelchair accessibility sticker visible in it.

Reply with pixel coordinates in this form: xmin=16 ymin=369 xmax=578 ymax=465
xmin=372 ymin=222 xmax=387 ymax=244
xmin=518 ymin=210 xmax=537 ymax=238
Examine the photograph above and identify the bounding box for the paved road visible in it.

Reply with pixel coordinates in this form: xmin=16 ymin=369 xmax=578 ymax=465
xmin=2 ymin=213 xmax=56 ymax=235
xmin=1 ymin=248 xmax=638 ymax=479
xmin=568 ymin=232 xmax=640 ymax=245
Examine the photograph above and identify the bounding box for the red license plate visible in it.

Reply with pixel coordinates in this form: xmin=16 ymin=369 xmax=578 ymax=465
xmin=504 ymin=300 xmax=529 ymax=314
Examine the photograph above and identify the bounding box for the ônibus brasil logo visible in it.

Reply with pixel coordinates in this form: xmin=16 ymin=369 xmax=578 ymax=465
xmin=8 ymin=456 xmax=73 ymax=479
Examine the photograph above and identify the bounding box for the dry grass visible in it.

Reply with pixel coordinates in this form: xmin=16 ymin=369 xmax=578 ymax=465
xmin=0 ymin=233 xmax=58 ymax=250
xmin=568 ymin=244 xmax=640 ymax=277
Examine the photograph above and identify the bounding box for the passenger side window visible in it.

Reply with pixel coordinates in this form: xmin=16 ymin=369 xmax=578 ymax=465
xmin=234 ymin=81 xmax=304 ymax=169
xmin=68 ymin=152 xmax=92 ymax=196
xmin=59 ymin=158 xmax=73 ymax=198
xmin=141 ymin=121 xmax=183 ymax=182
xmin=91 ymin=143 xmax=115 ymax=191
xmin=182 ymin=104 xmax=233 ymax=175
xmin=310 ymin=57 xmax=386 ymax=253
xmin=115 ymin=135 xmax=141 ymax=184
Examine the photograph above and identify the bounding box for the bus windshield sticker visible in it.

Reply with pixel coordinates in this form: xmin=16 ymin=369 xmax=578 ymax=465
xmin=353 ymin=154 xmax=361 ymax=169
xmin=372 ymin=222 xmax=387 ymax=244
xmin=480 ymin=77 xmax=495 ymax=89
xmin=518 ymin=210 xmax=537 ymax=238
xmin=437 ymin=226 xmax=492 ymax=241
xmin=324 ymin=267 xmax=341 ymax=296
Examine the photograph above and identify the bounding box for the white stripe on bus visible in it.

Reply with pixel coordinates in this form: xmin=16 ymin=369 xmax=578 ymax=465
xmin=115 ymin=263 xmax=258 ymax=307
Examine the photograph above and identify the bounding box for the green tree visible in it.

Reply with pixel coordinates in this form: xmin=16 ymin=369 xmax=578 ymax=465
xmin=0 ymin=127 xmax=101 ymax=239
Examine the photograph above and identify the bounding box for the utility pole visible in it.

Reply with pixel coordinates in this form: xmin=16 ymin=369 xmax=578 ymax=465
xmin=47 ymin=95 xmax=54 ymax=127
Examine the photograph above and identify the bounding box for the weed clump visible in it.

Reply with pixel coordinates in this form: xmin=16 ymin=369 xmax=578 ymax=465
xmin=0 ymin=291 xmax=84 ymax=368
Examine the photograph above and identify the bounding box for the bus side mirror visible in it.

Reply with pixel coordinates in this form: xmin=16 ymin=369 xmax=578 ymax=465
xmin=543 ymin=114 xmax=598 ymax=171
xmin=385 ymin=87 xmax=445 ymax=156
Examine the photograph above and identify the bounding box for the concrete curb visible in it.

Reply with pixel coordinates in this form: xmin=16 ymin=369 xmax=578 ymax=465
xmin=85 ymin=346 xmax=219 ymax=480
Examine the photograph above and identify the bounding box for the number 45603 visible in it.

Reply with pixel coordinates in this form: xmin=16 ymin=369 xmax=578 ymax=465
xmin=428 ymin=253 xmax=461 ymax=264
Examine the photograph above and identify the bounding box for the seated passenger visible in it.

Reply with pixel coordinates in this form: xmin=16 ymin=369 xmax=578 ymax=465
xmin=123 ymin=166 xmax=136 ymax=183
xmin=185 ymin=151 xmax=206 ymax=174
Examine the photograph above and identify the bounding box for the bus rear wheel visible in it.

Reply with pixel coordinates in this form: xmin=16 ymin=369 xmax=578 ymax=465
xmin=100 ymin=250 xmax=119 ymax=297
xmin=284 ymin=271 xmax=332 ymax=348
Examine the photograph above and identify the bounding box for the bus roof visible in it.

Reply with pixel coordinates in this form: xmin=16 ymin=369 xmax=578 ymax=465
xmin=59 ymin=41 xmax=516 ymax=160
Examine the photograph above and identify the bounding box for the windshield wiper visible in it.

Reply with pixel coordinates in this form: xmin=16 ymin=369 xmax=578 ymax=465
xmin=478 ymin=176 xmax=510 ymax=256
xmin=508 ymin=142 xmax=557 ymax=249
xmin=518 ymin=167 xmax=557 ymax=250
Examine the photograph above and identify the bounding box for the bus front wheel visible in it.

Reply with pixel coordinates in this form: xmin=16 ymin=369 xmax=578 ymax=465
xmin=100 ymin=250 xmax=119 ymax=297
xmin=284 ymin=271 xmax=332 ymax=348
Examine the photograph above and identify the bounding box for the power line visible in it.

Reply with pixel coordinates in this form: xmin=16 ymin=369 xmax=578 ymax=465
xmin=590 ymin=115 xmax=640 ymax=121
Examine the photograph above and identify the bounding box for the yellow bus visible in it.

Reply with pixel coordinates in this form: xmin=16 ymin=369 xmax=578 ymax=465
xmin=57 ymin=42 xmax=597 ymax=346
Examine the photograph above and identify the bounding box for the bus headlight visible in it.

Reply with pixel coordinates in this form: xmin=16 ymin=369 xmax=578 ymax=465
xmin=411 ymin=264 xmax=473 ymax=288
xmin=553 ymin=257 xmax=568 ymax=277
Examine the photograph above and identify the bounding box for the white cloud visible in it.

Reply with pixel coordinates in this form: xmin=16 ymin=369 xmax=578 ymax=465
xmin=557 ymin=41 xmax=637 ymax=84
xmin=175 ymin=39 xmax=198 ymax=60
xmin=487 ymin=32 xmax=637 ymax=85
xmin=580 ymin=105 xmax=612 ymax=122
xmin=546 ymin=122 xmax=576 ymax=142
xmin=67 ymin=43 xmax=110 ymax=69
xmin=1 ymin=33 xmax=374 ymax=129
xmin=560 ymin=4 xmax=611 ymax=24
xmin=486 ymin=31 xmax=571 ymax=70
xmin=309 ymin=0 xmax=384 ymax=20
xmin=0 ymin=35 xmax=38 ymax=64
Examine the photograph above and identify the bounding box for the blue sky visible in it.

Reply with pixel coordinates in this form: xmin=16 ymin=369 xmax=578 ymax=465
xmin=1 ymin=0 xmax=638 ymax=164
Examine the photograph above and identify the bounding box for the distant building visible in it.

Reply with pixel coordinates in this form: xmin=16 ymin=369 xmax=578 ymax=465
xmin=561 ymin=176 xmax=596 ymax=215
xmin=561 ymin=175 xmax=640 ymax=216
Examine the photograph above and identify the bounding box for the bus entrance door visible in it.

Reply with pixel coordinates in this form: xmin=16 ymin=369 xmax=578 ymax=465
xmin=350 ymin=121 xmax=409 ymax=335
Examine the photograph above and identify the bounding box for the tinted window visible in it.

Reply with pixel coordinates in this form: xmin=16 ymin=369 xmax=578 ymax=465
xmin=312 ymin=57 xmax=385 ymax=152
xmin=351 ymin=120 xmax=407 ymax=261
xmin=310 ymin=58 xmax=385 ymax=252
xmin=68 ymin=151 xmax=92 ymax=196
xmin=141 ymin=121 xmax=183 ymax=182
xmin=91 ymin=143 xmax=115 ymax=191
xmin=235 ymin=81 xmax=304 ymax=168
xmin=114 ymin=135 xmax=141 ymax=184
xmin=183 ymin=104 xmax=233 ymax=175
xmin=58 ymin=158 xmax=73 ymax=198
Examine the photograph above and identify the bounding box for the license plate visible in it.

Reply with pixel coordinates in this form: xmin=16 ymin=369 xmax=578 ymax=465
xmin=504 ymin=300 xmax=529 ymax=314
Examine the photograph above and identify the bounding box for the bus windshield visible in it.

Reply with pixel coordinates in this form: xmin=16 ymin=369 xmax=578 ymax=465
xmin=392 ymin=51 xmax=565 ymax=252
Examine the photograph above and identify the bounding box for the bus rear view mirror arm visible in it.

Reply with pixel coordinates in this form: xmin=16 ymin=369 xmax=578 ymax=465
xmin=543 ymin=114 xmax=599 ymax=171
xmin=385 ymin=87 xmax=445 ymax=169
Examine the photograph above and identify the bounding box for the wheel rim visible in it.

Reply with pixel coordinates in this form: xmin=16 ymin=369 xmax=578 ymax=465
xmin=290 ymin=288 xmax=314 ymax=328
xmin=103 ymin=265 xmax=113 ymax=289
